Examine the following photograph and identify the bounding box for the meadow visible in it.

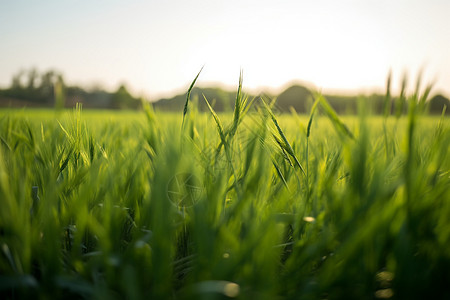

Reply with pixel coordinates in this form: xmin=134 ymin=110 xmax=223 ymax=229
xmin=0 ymin=79 xmax=449 ymax=299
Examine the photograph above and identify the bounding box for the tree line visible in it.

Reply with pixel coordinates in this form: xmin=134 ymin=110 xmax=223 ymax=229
xmin=0 ymin=68 xmax=142 ymax=109
xmin=1 ymin=68 xmax=448 ymax=114
xmin=154 ymin=84 xmax=449 ymax=115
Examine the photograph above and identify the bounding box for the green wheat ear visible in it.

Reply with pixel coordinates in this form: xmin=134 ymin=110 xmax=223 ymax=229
xmin=382 ymin=71 xmax=392 ymax=118
xmin=203 ymin=94 xmax=225 ymax=143
xmin=260 ymin=96 xmax=305 ymax=175
xmin=182 ymin=66 xmax=203 ymax=130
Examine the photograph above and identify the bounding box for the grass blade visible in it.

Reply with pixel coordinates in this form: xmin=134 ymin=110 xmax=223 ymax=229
xmin=317 ymin=94 xmax=355 ymax=140
xmin=261 ymin=97 xmax=305 ymax=175
xmin=182 ymin=67 xmax=203 ymax=130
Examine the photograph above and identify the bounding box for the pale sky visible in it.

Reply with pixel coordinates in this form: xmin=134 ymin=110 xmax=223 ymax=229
xmin=1 ymin=0 xmax=449 ymax=100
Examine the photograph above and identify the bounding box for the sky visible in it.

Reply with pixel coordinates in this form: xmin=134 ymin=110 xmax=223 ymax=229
xmin=1 ymin=0 xmax=449 ymax=100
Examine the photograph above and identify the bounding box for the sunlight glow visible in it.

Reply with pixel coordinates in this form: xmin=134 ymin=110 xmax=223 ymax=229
xmin=0 ymin=0 xmax=449 ymax=99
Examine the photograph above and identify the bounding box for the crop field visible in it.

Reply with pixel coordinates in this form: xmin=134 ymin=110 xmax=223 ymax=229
xmin=0 ymin=81 xmax=449 ymax=299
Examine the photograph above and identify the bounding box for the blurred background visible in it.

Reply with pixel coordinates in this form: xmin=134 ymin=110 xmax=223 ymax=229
xmin=1 ymin=0 xmax=449 ymax=110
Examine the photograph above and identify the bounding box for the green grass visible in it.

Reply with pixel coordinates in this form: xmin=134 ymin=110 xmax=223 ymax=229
xmin=0 ymin=84 xmax=449 ymax=299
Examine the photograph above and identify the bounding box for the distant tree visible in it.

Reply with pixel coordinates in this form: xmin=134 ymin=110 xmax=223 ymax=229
xmin=276 ymin=85 xmax=312 ymax=113
xmin=111 ymin=84 xmax=141 ymax=109
xmin=39 ymin=70 xmax=56 ymax=99
xmin=2 ymin=68 xmax=64 ymax=105
xmin=11 ymin=70 xmax=24 ymax=90
xmin=26 ymin=68 xmax=39 ymax=91
xmin=54 ymin=76 xmax=65 ymax=111
xmin=428 ymin=94 xmax=450 ymax=115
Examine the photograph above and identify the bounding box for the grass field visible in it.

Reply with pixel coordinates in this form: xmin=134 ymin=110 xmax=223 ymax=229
xmin=0 ymin=84 xmax=449 ymax=299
